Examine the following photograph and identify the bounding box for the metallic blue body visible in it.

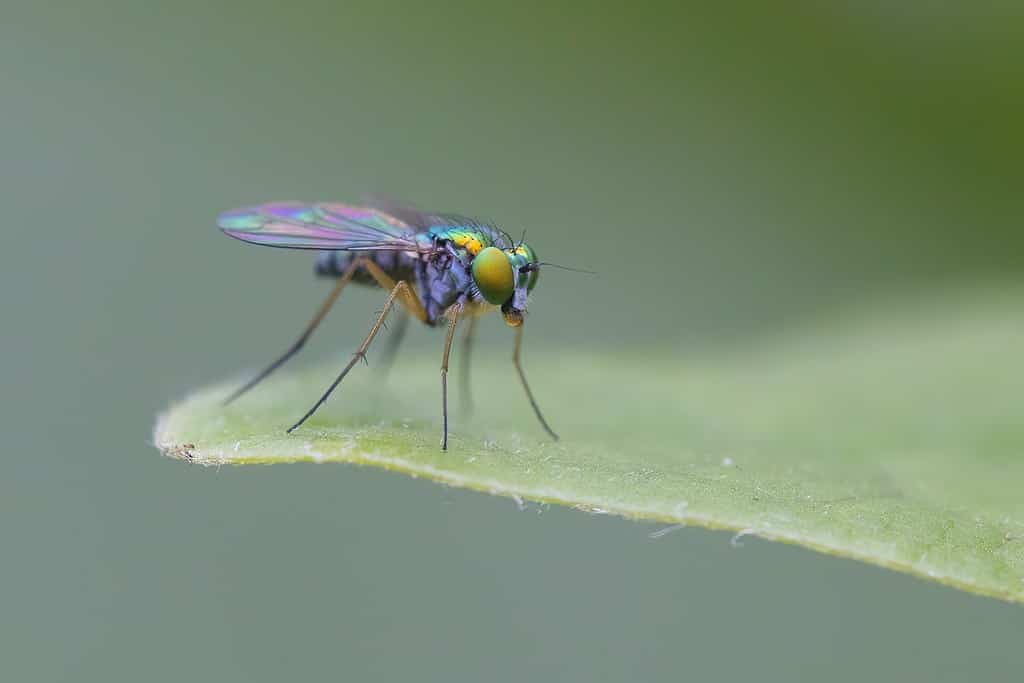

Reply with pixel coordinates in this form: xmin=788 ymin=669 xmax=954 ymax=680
xmin=314 ymin=224 xmax=494 ymax=325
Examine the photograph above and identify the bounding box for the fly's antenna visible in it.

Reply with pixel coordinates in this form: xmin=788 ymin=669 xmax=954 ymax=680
xmin=536 ymin=262 xmax=597 ymax=274
xmin=516 ymin=229 xmax=527 ymax=249
xmin=519 ymin=261 xmax=597 ymax=276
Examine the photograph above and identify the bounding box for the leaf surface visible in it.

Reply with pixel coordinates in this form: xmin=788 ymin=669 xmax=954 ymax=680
xmin=155 ymin=288 xmax=1024 ymax=603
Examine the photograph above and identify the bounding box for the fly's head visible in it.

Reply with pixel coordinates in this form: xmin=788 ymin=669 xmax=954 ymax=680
xmin=470 ymin=243 xmax=539 ymax=327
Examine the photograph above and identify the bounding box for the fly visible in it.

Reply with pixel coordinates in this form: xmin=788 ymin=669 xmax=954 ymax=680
xmin=217 ymin=200 xmax=561 ymax=450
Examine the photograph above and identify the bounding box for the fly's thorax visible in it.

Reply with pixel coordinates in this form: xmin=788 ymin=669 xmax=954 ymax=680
xmin=416 ymin=244 xmax=474 ymax=324
xmin=427 ymin=226 xmax=489 ymax=257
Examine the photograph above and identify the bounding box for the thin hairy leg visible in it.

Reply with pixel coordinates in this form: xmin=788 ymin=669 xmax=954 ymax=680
xmin=512 ymin=324 xmax=558 ymax=440
xmin=286 ymin=280 xmax=417 ymax=433
xmin=224 ymin=259 xmax=360 ymax=405
xmin=439 ymin=302 xmax=464 ymax=450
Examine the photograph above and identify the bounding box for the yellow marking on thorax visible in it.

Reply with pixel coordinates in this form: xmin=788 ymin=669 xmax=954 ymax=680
xmin=451 ymin=232 xmax=484 ymax=255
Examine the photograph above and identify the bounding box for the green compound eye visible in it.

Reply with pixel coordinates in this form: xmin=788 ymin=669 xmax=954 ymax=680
xmin=524 ymin=252 xmax=539 ymax=291
xmin=508 ymin=243 xmax=539 ymax=291
xmin=472 ymin=246 xmax=515 ymax=305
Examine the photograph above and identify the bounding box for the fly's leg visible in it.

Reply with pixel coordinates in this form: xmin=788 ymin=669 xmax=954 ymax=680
xmin=224 ymin=258 xmax=361 ymax=405
xmin=513 ymin=325 xmax=559 ymax=440
xmin=359 ymin=258 xmax=429 ymax=323
xmin=360 ymin=256 xmax=428 ymax=378
xmin=287 ymin=278 xmax=420 ymax=433
xmin=374 ymin=310 xmax=409 ymax=382
xmin=439 ymin=301 xmax=464 ymax=450
xmin=459 ymin=313 xmax=478 ymax=417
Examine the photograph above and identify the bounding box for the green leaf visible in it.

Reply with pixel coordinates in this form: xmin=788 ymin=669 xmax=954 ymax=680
xmin=155 ymin=287 xmax=1024 ymax=603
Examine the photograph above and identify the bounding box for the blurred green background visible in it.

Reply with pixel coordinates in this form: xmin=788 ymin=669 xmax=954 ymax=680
xmin=3 ymin=1 xmax=1022 ymax=681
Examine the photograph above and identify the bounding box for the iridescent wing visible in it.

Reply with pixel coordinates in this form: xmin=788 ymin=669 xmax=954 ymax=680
xmin=365 ymin=198 xmax=515 ymax=249
xmin=218 ymin=201 xmax=422 ymax=251
xmin=362 ymin=197 xmax=439 ymax=231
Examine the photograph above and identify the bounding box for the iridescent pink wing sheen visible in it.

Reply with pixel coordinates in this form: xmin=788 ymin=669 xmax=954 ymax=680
xmin=218 ymin=201 xmax=421 ymax=251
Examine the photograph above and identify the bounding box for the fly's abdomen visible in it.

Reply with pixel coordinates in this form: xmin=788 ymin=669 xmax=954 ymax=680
xmin=314 ymin=250 xmax=417 ymax=285
xmin=314 ymin=250 xmax=355 ymax=278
